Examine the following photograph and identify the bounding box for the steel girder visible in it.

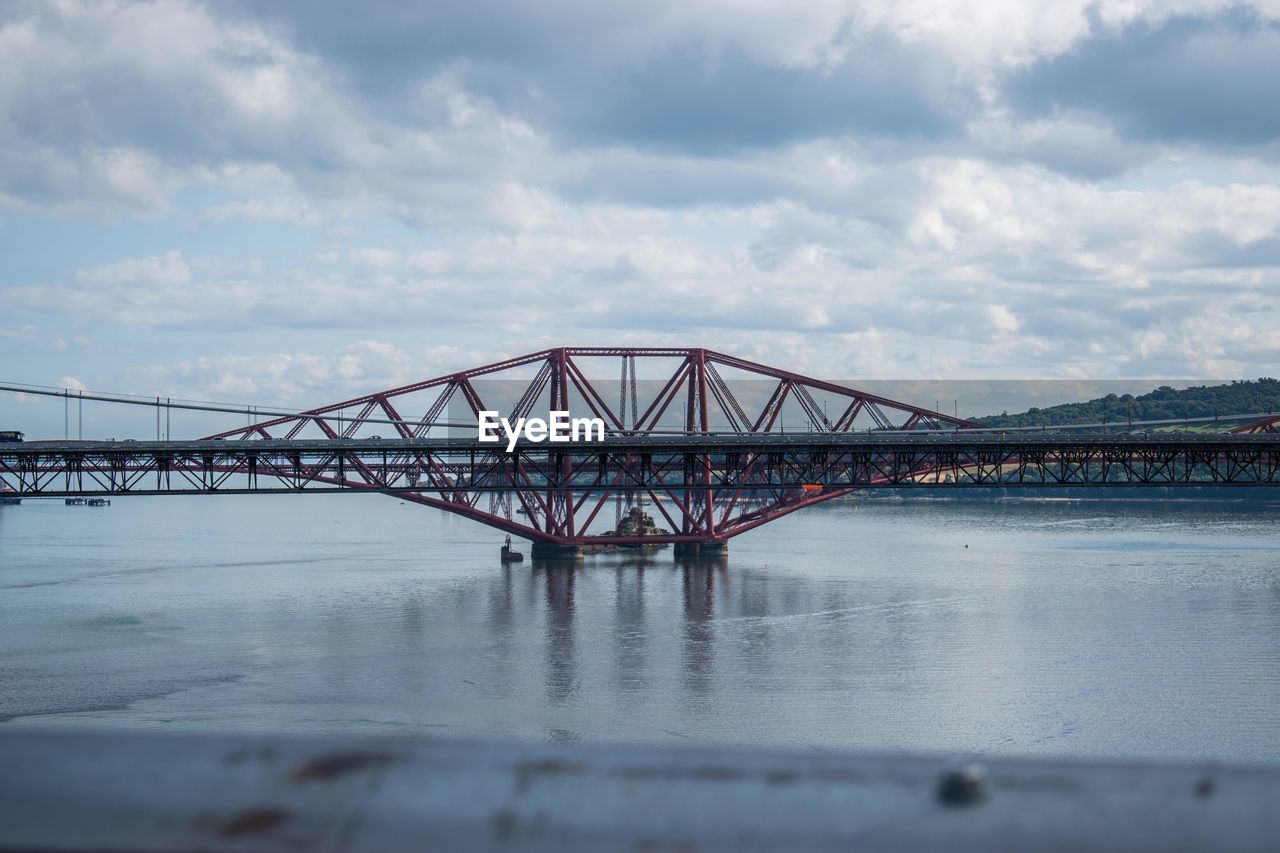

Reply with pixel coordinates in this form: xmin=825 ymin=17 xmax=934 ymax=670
xmin=188 ymin=348 xmax=983 ymax=544
xmin=5 ymin=437 xmax=1279 ymax=546
xmin=1232 ymin=414 xmax=1280 ymax=434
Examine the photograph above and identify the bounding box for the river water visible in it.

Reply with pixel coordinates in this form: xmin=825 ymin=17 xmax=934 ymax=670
xmin=2 ymin=493 xmax=1278 ymax=764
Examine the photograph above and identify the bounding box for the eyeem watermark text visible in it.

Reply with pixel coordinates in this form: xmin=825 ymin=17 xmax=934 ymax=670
xmin=478 ymin=411 xmax=606 ymax=452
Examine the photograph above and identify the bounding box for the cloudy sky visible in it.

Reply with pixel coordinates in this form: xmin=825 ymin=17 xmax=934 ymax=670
xmin=2 ymin=0 xmax=1279 ymax=430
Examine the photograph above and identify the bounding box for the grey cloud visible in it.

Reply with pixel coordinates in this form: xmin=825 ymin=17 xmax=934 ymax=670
xmin=7 ymin=0 xmax=1279 ymax=226
xmin=0 ymin=1 xmax=1278 ymax=384
xmin=541 ymin=42 xmax=968 ymax=153
xmin=968 ymin=115 xmax=1159 ymax=180
xmin=1007 ymin=11 xmax=1280 ymax=150
xmin=231 ymin=0 xmax=975 ymax=154
xmin=1184 ymin=234 xmax=1280 ymax=269
xmin=559 ymin=149 xmax=795 ymax=208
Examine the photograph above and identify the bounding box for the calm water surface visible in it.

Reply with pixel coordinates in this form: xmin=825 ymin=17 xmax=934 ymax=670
xmin=2 ymin=494 xmax=1278 ymax=763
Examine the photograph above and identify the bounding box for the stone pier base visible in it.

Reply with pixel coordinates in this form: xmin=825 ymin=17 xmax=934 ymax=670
xmin=530 ymin=542 xmax=585 ymax=562
xmin=673 ymin=541 xmax=729 ymax=558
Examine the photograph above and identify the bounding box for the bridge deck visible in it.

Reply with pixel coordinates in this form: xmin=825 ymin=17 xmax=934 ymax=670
xmin=5 ymin=433 xmax=1277 ymax=547
xmin=9 ymin=431 xmax=1280 ymax=454
xmin=4 ymin=434 xmax=1278 ymax=497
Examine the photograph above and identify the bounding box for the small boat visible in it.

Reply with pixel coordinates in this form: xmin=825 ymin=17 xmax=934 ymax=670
xmin=65 ymin=497 xmax=85 ymax=506
xmin=86 ymin=498 xmax=111 ymax=507
xmin=0 ymin=485 xmax=19 ymax=506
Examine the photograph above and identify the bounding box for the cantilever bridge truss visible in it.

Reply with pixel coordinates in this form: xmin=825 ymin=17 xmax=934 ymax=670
xmin=197 ymin=347 xmax=982 ymax=546
xmin=3 ymin=347 xmax=1279 ymax=549
xmin=1232 ymin=414 xmax=1280 ymax=434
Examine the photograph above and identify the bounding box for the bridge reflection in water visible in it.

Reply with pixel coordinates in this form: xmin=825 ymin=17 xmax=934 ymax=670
xmin=530 ymin=555 xmax=729 ymax=713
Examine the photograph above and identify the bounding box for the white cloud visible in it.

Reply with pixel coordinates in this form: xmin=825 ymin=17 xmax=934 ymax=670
xmin=204 ymin=195 xmax=322 ymax=226
xmin=76 ymin=251 xmax=192 ymax=287
xmin=132 ymin=340 xmax=460 ymax=404
xmin=987 ymin=304 xmax=1023 ymax=333
xmin=0 ymin=0 xmax=1278 ymax=390
xmin=4 ymin=151 xmax=1277 ymax=378
xmin=0 ymin=325 xmax=37 ymax=340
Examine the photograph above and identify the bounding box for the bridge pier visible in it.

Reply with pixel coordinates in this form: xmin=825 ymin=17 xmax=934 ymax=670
xmin=673 ymin=541 xmax=729 ymax=558
xmin=530 ymin=542 xmax=585 ymax=562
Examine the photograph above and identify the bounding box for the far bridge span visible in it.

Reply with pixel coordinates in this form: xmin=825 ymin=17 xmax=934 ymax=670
xmin=3 ymin=347 xmax=1278 ymax=558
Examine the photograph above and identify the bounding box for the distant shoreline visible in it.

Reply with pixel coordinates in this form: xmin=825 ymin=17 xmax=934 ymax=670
xmin=849 ymin=485 xmax=1279 ymax=503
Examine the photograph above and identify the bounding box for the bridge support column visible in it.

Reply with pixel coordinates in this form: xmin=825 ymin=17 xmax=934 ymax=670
xmin=530 ymin=542 xmax=584 ymax=562
xmin=673 ymin=541 xmax=728 ymax=558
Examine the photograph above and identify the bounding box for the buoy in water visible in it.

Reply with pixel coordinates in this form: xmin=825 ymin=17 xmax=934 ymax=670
xmin=500 ymin=534 xmax=524 ymax=563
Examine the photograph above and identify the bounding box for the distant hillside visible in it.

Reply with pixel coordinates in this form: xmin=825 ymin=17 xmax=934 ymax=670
xmin=975 ymin=379 xmax=1280 ymax=428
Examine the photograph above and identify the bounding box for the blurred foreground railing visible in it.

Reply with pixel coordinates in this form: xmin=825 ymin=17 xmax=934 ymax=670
xmin=2 ymin=729 xmax=1278 ymax=851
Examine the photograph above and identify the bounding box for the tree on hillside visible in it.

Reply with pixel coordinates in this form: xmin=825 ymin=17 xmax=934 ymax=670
xmin=975 ymin=379 xmax=1280 ymax=428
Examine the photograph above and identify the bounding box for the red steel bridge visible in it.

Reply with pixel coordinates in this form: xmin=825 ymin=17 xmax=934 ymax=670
xmin=3 ymin=347 xmax=1279 ymax=558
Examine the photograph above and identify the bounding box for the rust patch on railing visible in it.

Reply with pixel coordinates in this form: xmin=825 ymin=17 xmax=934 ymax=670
xmin=291 ymin=751 xmax=396 ymax=782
